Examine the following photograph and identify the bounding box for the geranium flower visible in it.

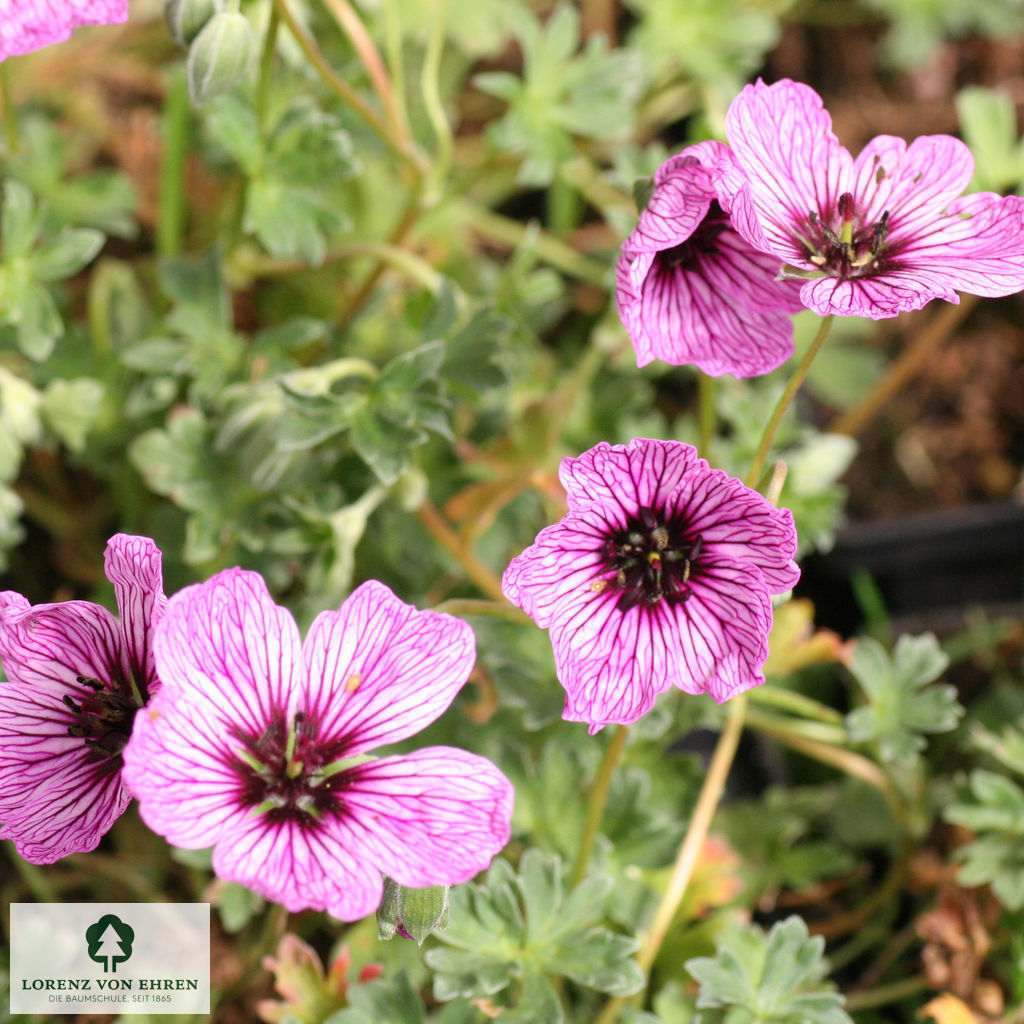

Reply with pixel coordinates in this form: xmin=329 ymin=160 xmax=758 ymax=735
xmin=502 ymin=439 xmax=798 ymax=732
xmin=616 ymin=141 xmax=803 ymax=377
xmin=0 ymin=534 xmax=166 ymax=863
xmin=721 ymin=78 xmax=1024 ymax=318
xmin=123 ymin=572 xmax=513 ymax=921
xmin=1 ymin=0 xmax=129 ymax=61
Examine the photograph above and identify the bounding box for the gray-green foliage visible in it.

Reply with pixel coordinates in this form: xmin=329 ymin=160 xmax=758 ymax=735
xmin=425 ymin=850 xmax=643 ymax=1022
xmin=474 ymin=3 xmax=644 ymax=185
xmin=685 ymin=916 xmax=851 ymax=1024
xmin=205 ymin=93 xmax=358 ymax=265
xmin=845 ymin=633 xmax=962 ymax=764
xmin=327 ymin=973 xmax=475 ymax=1024
xmin=0 ymin=181 xmax=103 ymax=360
xmin=946 ymin=725 xmax=1024 ymax=909
xmin=956 ymin=86 xmax=1024 ymax=194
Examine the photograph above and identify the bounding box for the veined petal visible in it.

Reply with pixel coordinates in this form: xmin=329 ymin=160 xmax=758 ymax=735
xmin=558 ymin=438 xmax=701 ymax=516
xmin=302 ymin=581 xmax=475 ymax=753
xmin=123 ymin=690 xmax=255 ymax=851
xmin=670 ymin=465 xmax=800 ymax=592
xmin=502 ymin=516 xmax=608 ymax=628
xmin=726 ymin=79 xmax=853 ymax=265
xmin=212 ymin=812 xmax=386 ymax=921
xmin=0 ymin=0 xmax=129 ymax=60
xmin=852 ymin=134 xmax=974 ymax=243
xmin=0 ymin=752 xmax=128 ymax=863
xmin=104 ymin=533 xmax=167 ymax=694
xmin=629 ymin=234 xmax=798 ymax=377
xmin=152 ymin=569 xmax=303 ymax=737
xmin=622 ymin=153 xmax=713 ymax=254
xmin=0 ymin=593 xmax=130 ymax=693
xmin=338 ymin=748 xmax=513 ymax=887
xmin=799 ymin=273 xmax=946 ymax=319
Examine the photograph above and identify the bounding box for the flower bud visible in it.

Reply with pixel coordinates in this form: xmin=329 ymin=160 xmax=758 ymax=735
xmin=376 ymin=878 xmax=449 ymax=945
xmin=164 ymin=0 xmax=225 ymax=47
xmin=186 ymin=11 xmax=255 ymax=106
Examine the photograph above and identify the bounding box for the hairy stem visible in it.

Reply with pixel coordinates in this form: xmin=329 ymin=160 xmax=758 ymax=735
xmin=572 ymin=725 xmax=630 ymax=885
xmin=0 ymin=61 xmax=20 ymax=154
xmin=746 ymin=315 xmax=834 ymax=489
xmin=431 ymin=598 xmax=531 ymax=626
xmin=157 ymin=69 xmax=190 ymax=259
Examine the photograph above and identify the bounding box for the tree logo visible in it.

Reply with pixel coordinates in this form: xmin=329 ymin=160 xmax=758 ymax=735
xmin=85 ymin=914 xmax=135 ymax=973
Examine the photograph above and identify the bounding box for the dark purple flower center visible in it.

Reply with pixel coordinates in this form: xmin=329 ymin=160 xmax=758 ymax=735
xmin=656 ymin=201 xmax=730 ymax=271
xmin=63 ymin=675 xmax=143 ymax=760
xmin=233 ymin=711 xmax=353 ymax=827
xmin=804 ymin=191 xmax=891 ymax=279
xmin=600 ymin=506 xmax=702 ymax=611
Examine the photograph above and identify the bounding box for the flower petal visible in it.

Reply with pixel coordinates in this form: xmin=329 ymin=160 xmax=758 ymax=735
xmin=337 ymin=747 xmax=513 ymax=888
xmin=0 ymin=592 xmax=130 ymax=693
xmin=103 ymin=533 xmax=167 ymax=694
xmin=558 ymin=438 xmax=701 ymax=516
xmin=852 ymin=134 xmax=974 ymax=243
xmin=1 ymin=0 xmax=129 ymax=61
xmin=670 ymin=464 xmax=800 ymax=592
xmin=622 ymin=151 xmax=714 ymax=254
xmin=303 ymin=581 xmax=475 ymax=753
xmin=212 ymin=812 xmax=387 ymax=920
xmin=122 ymin=688 xmax=251 ymax=851
xmin=152 ymin=569 xmax=303 ymax=737
xmin=725 ymin=79 xmax=853 ymax=266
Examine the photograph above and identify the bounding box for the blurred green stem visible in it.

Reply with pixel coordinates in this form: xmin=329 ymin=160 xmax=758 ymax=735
xmin=453 ymin=199 xmax=608 ymax=286
xmin=697 ymin=372 xmax=715 ymax=454
xmin=572 ymin=725 xmax=631 ymax=885
xmin=842 ymin=975 xmax=929 ymax=1011
xmin=745 ymin=709 xmax=905 ymax=822
xmin=830 ymin=295 xmax=978 ymax=437
xmin=422 ymin=0 xmax=453 ymax=192
xmin=0 ymin=61 xmax=19 ymax=154
xmin=273 ymin=0 xmax=404 ymax=160
xmin=416 ymin=500 xmax=507 ymax=603
xmin=748 ymin=684 xmax=844 ymax=724
xmin=745 ymin=315 xmax=834 ymax=490
xmin=157 ymin=68 xmax=190 ymax=259
xmin=432 ymin=598 xmax=531 ymax=626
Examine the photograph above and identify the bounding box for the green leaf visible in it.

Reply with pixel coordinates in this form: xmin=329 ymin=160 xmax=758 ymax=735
xmin=214 ymin=880 xmax=264 ymax=932
xmin=845 ymin=633 xmax=962 ymax=764
xmin=476 ymin=2 xmax=644 ymax=186
xmin=686 ymin=917 xmax=851 ymax=1024
xmin=426 ymin=850 xmax=643 ymax=1013
xmin=31 ymin=227 xmax=104 ymax=282
xmin=956 ymin=85 xmax=1024 ymax=194
xmin=1 ymin=180 xmax=40 ymax=257
xmin=326 ymin=973 xmax=428 ymax=1024
xmin=40 ymin=378 xmax=105 ymax=452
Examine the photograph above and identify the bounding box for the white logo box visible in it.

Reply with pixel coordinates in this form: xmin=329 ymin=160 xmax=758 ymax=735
xmin=10 ymin=902 xmax=210 ymax=1015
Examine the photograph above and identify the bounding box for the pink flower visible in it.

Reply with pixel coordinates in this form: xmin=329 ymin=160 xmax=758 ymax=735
xmin=616 ymin=141 xmax=803 ymax=377
xmin=721 ymin=79 xmax=1024 ymax=318
xmin=1 ymin=0 xmax=129 ymax=61
xmin=0 ymin=534 xmax=166 ymax=863
xmin=502 ymin=439 xmax=798 ymax=733
xmin=122 ymin=572 xmax=513 ymax=921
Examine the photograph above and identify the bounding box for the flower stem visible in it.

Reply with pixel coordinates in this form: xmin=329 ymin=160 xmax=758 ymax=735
xmin=321 ymin=0 xmax=414 ymax=157
xmin=432 ymin=598 xmax=531 ymax=626
xmin=421 ymin=0 xmax=453 ymax=191
xmin=572 ymin=725 xmax=630 ymax=885
xmin=272 ymin=0 xmax=402 ymax=159
xmin=748 ymin=683 xmax=844 ymax=724
xmin=829 ymin=295 xmax=978 ymax=437
xmin=416 ymin=500 xmax=507 ymax=603
xmin=745 ymin=314 xmax=834 ymax=489
xmin=842 ymin=974 xmax=929 ymax=1012
xmin=0 ymin=61 xmax=20 ymax=155
xmin=157 ymin=68 xmax=190 ymax=259
xmin=594 ymin=695 xmax=747 ymax=1024
xmin=697 ymin=372 xmax=715 ymax=454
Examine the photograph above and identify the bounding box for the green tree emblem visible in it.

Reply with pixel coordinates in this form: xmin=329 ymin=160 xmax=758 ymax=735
xmin=86 ymin=914 xmax=135 ymax=973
